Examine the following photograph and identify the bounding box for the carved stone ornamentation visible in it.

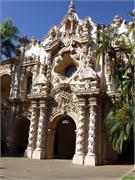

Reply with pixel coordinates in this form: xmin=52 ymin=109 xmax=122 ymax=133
xmin=85 ymin=97 xmax=98 ymax=166
xmin=1 ymin=1 xmax=132 ymax=166
xmin=73 ymin=98 xmax=86 ymax=165
xmin=54 ymin=91 xmax=78 ymax=114
xmin=33 ymin=100 xmax=48 ymax=159
xmin=25 ymin=101 xmax=38 ymax=158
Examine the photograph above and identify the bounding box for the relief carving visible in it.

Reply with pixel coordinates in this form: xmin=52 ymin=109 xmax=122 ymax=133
xmin=51 ymin=91 xmax=78 ymax=114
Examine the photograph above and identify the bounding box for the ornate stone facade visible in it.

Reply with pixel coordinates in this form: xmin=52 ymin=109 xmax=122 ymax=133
xmin=1 ymin=1 xmax=134 ymax=166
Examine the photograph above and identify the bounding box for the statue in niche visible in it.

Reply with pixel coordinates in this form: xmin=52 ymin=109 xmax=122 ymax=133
xmin=33 ymin=56 xmax=47 ymax=87
xmin=33 ymin=66 xmax=47 ymax=86
xmin=111 ymin=15 xmax=123 ymax=28
xmin=81 ymin=60 xmax=97 ymax=80
xmin=25 ymin=36 xmax=41 ymax=61
xmin=111 ymin=16 xmax=129 ymax=46
xmin=83 ymin=47 xmax=94 ymax=68
xmin=77 ymin=46 xmax=99 ymax=90
xmin=81 ymin=17 xmax=92 ymax=38
xmin=43 ymin=26 xmax=58 ymax=46
xmin=31 ymin=36 xmax=37 ymax=46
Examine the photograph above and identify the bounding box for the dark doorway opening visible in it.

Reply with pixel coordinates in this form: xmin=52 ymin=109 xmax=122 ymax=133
xmin=16 ymin=118 xmax=30 ymax=156
xmin=54 ymin=116 xmax=76 ymax=159
xmin=117 ymin=140 xmax=134 ymax=164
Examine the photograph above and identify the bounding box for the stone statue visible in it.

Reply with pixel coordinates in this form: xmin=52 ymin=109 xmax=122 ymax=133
xmin=81 ymin=17 xmax=92 ymax=37
xmin=111 ymin=15 xmax=122 ymax=28
xmin=43 ymin=26 xmax=58 ymax=46
xmin=25 ymin=36 xmax=41 ymax=60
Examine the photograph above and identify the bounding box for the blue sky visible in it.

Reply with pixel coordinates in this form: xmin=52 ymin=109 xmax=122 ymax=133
xmin=1 ymin=0 xmax=134 ymax=41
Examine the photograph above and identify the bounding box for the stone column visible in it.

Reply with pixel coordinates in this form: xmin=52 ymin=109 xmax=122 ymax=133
xmin=25 ymin=100 xmax=38 ymax=158
xmin=85 ymin=97 xmax=98 ymax=166
xmin=73 ymin=98 xmax=86 ymax=165
xmin=33 ymin=100 xmax=47 ymax=159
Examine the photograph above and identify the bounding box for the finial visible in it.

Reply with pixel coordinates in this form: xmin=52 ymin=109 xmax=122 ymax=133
xmin=69 ymin=0 xmax=75 ymax=12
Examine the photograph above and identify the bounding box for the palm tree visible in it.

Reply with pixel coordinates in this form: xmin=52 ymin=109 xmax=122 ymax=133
xmin=0 ymin=18 xmax=19 ymax=60
xmin=94 ymin=13 xmax=134 ymax=154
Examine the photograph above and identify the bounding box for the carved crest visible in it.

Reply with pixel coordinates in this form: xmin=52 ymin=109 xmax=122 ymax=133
xmin=54 ymin=91 xmax=78 ymax=113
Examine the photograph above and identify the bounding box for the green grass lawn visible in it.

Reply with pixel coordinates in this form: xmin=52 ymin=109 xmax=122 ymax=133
xmin=122 ymin=176 xmax=135 ymax=180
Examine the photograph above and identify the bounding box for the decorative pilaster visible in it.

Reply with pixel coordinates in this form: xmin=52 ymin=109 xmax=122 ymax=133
xmin=33 ymin=64 xmax=39 ymax=79
xmin=73 ymin=98 xmax=86 ymax=165
xmin=85 ymin=97 xmax=98 ymax=166
xmin=25 ymin=101 xmax=38 ymax=158
xmin=19 ymin=68 xmax=26 ymax=97
xmin=32 ymin=100 xmax=48 ymax=159
xmin=40 ymin=52 xmax=52 ymax=94
xmin=105 ymin=53 xmax=112 ymax=92
xmin=46 ymin=52 xmax=52 ymax=82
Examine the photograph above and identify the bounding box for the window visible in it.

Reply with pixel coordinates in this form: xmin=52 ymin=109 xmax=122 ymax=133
xmin=26 ymin=76 xmax=32 ymax=94
xmin=64 ymin=65 xmax=77 ymax=78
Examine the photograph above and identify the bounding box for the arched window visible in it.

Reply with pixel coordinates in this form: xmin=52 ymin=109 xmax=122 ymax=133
xmin=64 ymin=65 xmax=77 ymax=78
xmin=26 ymin=75 xmax=32 ymax=94
xmin=66 ymin=20 xmax=71 ymax=32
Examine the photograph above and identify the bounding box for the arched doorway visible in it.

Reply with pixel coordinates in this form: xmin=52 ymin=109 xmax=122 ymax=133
xmin=54 ymin=116 xmax=76 ymax=159
xmin=15 ymin=118 xmax=30 ymax=156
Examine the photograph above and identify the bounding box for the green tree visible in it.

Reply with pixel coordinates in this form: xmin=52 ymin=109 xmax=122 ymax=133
xmin=0 ymin=18 xmax=19 ymax=60
xmin=95 ymin=13 xmax=134 ymax=154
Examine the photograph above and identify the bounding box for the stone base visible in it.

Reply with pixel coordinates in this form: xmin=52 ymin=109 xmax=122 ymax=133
xmin=84 ymin=155 xmax=98 ymax=166
xmin=24 ymin=148 xmax=34 ymax=158
xmin=32 ymin=149 xmax=45 ymax=159
xmin=72 ymin=154 xmax=85 ymax=165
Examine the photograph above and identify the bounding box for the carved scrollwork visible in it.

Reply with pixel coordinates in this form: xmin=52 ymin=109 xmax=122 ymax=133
xmin=52 ymin=91 xmax=78 ymax=114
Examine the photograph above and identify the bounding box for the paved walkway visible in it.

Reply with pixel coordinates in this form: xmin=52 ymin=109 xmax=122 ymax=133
xmin=0 ymin=158 xmax=134 ymax=180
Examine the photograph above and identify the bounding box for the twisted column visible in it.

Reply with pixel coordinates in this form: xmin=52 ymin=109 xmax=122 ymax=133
xmin=73 ymin=98 xmax=86 ymax=165
xmin=25 ymin=101 xmax=38 ymax=158
xmin=33 ymin=100 xmax=48 ymax=159
xmin=87 ymin=106 xmax=96 ymax=155
xmin=76 ymin=106 xmax=85 ymax=155
xmin=85 ymin=97 xmax=98 ymax=166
